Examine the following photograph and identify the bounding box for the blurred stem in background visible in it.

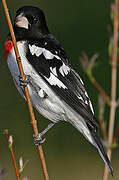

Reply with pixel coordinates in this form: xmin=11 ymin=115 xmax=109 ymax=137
xmin=98 ymin=94 xmax=107 ymax=141
xmin=4 ymin=130 xmax=29 ymax=180
xmin=80 ymin=0 xmax=119 ymax=179
xmin=4 ymin=130 xmax=20 ymax=180
xmin=103 ymin=0 xmax=118 ymax=179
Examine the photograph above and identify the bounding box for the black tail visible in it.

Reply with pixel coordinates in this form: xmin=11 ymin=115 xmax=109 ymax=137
xmin=91 ymin=130 xmax=113 ymax=176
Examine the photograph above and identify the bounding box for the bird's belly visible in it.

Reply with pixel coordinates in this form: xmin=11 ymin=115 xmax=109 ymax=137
xmin=28 ymin=83 xmax=65 ymax=122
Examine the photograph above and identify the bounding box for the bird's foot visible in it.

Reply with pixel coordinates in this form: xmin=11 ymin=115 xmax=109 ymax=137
xmin=33 ymin=134 xmax=46 ymax=146
xmin=33 ymin=122 xmax=56 ymax=145
xmin=19 ymin=75 xmax=31 ymax=87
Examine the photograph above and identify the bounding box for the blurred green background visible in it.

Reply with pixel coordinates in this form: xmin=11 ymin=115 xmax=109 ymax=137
xmin=0 ymin=0 xmax=119 ymax=179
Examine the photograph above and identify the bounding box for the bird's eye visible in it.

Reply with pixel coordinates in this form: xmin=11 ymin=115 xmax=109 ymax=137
xmin=33 ymin=17 xmax=39 ymax=24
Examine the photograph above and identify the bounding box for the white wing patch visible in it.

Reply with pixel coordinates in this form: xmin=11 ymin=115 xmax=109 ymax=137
xmin=89 ymin=100 xmax=94 ymax=114
xmin=45 ymin=73 xmax=67 ymax=89
xmin=50 ymin=67 xmax=57 ymax=76
xmin=29 ymin=44 xmax=60 ymax=60
xmin=85 ymin=91 xmax=94 ymax=114
xmin=29 ymin=44 xmax=70 ymax=77
xmin=59 ymin=62 xmax=70 ymax=76
xmin=78 ymin=96 xmax=84 ymax=101
xmin=38 ymin=89 xmax=45 ymax=98
xmin=79 ymin=77 xmax=84 ymax=85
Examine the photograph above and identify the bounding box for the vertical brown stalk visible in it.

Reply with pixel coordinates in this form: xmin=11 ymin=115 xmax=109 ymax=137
xmin=4 ymin=130 xmax=20 ymax=180
xmin=103 ymin=0 xmax=119 ymax=179
xmin=2 ymin=0 xmax=49 ymax=179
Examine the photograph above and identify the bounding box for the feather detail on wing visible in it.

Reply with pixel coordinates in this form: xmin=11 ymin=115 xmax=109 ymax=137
xmin=26 ymin=36 xmax=99 ymax=130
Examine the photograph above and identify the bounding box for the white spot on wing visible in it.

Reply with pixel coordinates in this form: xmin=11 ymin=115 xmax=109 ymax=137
xmin=59 ymin=63 xmax=70 ymax=76
xmin=89 ymin=100 xmax=94 ymax=114
xmin=43 ymin=49 xmax=54 ymax=59
xmin=38 ymin=89 xmax=45 ymax=98
xmin=29 ymin=44 xmax=61 ymax=60
xmin=50 ymin=67 xmax=57 ymax=76
xmin=29 ymin=45 xmax=43 ymax=56
xmin=59 ymin=65 xmax=65 ymax=76
xmin=85 ymin=91 xmax=89 ymax=98
xmin=84 ymin=100 xmax=88 ymax=105
xmin=85 ymin=91 xmax=94 ymax=114
xmin=79 ymin=77 xmax=84 ymax=85
xmin=78 ymin=96 xmax=83 ymax=101
xmin=45 ymin=73 xmax=67 ymax=89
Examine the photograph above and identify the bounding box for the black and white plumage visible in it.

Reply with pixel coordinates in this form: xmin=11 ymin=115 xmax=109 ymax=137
xmin=5 ymin=6 xmax=113 ymax=175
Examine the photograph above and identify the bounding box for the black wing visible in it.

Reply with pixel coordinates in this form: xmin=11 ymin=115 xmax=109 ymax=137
xmin=26 ymin=35 xmax=98 ymax=129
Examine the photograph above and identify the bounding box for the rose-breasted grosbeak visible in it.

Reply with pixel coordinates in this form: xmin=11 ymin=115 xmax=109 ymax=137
xmin=4 ymin=6 xmax=113 ymax=175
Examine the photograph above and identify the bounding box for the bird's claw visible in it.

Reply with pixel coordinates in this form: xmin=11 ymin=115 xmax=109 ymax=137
xmin=19 ymin=75 xmax=31 ymax=87
xmin=33 ymin=134 xmax=46 ymax=146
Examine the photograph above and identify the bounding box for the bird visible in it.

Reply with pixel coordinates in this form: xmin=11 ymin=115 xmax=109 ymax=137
xmin=4 ymin=6 xmax=113 ymax=175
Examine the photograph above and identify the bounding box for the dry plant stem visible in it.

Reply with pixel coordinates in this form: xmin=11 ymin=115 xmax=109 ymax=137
xmin=113 ymin=122 xmax=119 ymax=143
xmin=98 ymin=95 xmax=107 ymax=140
xmin=90 ymin=78 xmax=110 ymax=105
xmin=2 ymin=1 xmax=49 ymax=180
xmin=99 ymin=118 xmax=107 ymax=140
xmin=89 ymin=77 xmax=108 ymax=140
xmin=103 ymin=0 xmax=119 ymax=179
xmin=4 ymin=130 xmax=20 ymax=180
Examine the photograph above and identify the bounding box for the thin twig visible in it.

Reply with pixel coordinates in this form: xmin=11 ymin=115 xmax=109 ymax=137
xmin=99 ymin=118 xmax=107 ymax=141
xmin=4 ymin=130 xmax=20 ymax=180
xmin=113 ymin=121 xmax=119 ymax=143
xmin=103 ymin=0 xmax=119 ymax=179
xmin=98 ymin=95 xmax=107 ymax=140
xmin=88 ymin=75 xmax=110 ymax=105
xmin=80 ymin=53 xmax=110 ymax=104
xmin=1 ymin=1 xmax=49 ymax=180
xmin=116 ymin=98 xmax=119 ymax=107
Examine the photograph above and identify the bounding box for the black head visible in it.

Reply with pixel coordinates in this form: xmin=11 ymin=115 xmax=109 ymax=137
xmin=14 ymin=6 xmax=49 ymax=41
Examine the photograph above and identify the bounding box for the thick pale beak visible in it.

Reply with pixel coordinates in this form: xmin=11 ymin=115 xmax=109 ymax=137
xmin=15 ymin=13 xmax=29 ymax=29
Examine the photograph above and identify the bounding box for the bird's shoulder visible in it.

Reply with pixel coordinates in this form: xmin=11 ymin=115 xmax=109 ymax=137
xmin=25 ymin=34 xmax=70 ymax=78
xmin=27 ymin=34 xmax=68 ymax=63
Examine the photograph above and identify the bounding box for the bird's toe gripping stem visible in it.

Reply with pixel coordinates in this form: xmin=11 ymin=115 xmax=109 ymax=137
xmin=19 ymin=75 xmax=31 ymax=87
xmin=33 ymin=134 xmax=46 ymax=146
xmin=33 ymin=123 xmax=56 ymax=145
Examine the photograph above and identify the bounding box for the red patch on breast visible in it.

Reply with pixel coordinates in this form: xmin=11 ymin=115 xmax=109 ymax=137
xmin=4 ymin=39 xmax=13 ymax=60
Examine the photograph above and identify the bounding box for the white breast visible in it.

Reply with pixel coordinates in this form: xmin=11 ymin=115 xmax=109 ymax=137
xmin=7 ymin=41 xmax=34 ymax=79
xmin=7 ymin=41 xmax=66 ymax=122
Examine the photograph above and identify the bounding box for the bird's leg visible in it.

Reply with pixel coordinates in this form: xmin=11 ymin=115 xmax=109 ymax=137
xmin=19 ymin=75 xmax=31 ymax=87
xmin=33 ymin=122 xmax=56 ymax=145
